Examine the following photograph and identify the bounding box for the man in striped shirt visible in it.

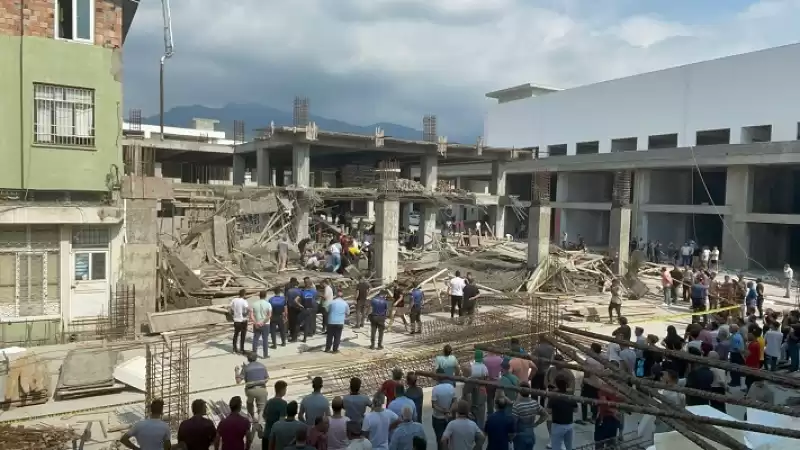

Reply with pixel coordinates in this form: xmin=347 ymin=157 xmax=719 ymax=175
xmin=511 ymin=382 xmax=549 ymax=450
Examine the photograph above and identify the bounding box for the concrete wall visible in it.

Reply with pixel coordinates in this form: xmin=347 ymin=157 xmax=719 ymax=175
xmin=563 ymin=172 xmax=612 ymax=203
xmin=0 ymin=35 xmax=123 ymax=191
xmin=752 ymin=167 xmax=796 ymax=214
xmin=563 ymin=210 xmax=609 ymax=245
xmin=647 ymin=213 xmax=689 ymax=246
xmin=748 ymin=223 xmax=788 ymax=269
xmin=649 ymin=170 xmax=692 ymax=204
xmin=485 ymin=44 xmax=800 ymax=151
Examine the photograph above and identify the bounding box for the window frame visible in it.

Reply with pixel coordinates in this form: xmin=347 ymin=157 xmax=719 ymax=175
xmin=54 ymin=0 xmax=95 ymax=44
xmin=73 ymin=250 xmax=108 ymax=282
xmin=33 ymin=83 xmax=96 ymax=148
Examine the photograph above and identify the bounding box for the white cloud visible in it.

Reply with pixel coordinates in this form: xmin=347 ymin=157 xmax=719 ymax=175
xmin=123 ymin=0 xmax=800 ymax=137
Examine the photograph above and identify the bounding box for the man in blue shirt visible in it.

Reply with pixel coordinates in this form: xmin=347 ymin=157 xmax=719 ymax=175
xmin=729 ymin=324 xmax=745 ymax=388
xmin=408 ymin=287 xmax=424 ymax=335
xmin=285 ymin=278 xmax=303 ymax=342
xmin=325 ymin=288 xmax=349 ymax=353
xmin=485 ymin=397 xmax=515 ymax=450
xmin=690 ymin=277 xmax=708 ymax=325
xmin=268 ymin=287 xmax=288 ymax=348
xmin=369 ymin=290 xmax=389 ymax=350
xmin=301 ymin=277 xmax=318 ymax=342
xmin=387 ymin=384 xmax=417 ymax=419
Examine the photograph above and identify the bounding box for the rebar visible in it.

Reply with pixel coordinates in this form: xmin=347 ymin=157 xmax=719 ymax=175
xmin=475 ymin=345 xmax=800 ymax=418
xmin=293 ymin=96 xmax=310 ymax=127
xmin=423 ymin=115 xmax=437 ymax=142
xmin=416 ymin=311 xmax=529 ymax=345
xmin=146 ymin=335 xmax=190 ymax=430
xmin=413 ymin=371 xmax=800 ymax=441
xmin=548 ymin=333 xmax=748 ymax=450
xmin=233 ymin=120 xmax=245 ymax=144
xmin=531 ymin=171 xmax=551 ymax=206
xmin=560 ymin=325 xmax=800 ymax=388
xmin=612 ymin=170 xmax=632 ymax=207
xmin=128 ymin=109 xmax=142 ymax=132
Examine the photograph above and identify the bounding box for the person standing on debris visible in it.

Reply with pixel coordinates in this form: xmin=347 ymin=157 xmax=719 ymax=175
xmin=120 ymin=399 xmax=171 ymax=450
xmin=230 ymin=289 xmax=250 ymax=354
xmin=607 ymin=279 xmax=622 ymax=324
xmin=325 ymin=288 xmax=349 ymax=353
xmin=660 ymin=267 xmax=673 ymax=306
xmin=784 ymin=263 xmax=794 ymax=298
xmin=278 ymin=235 xmax=290 ymax=272
xmin=461 ymin=276 xmax=481 ymax=325
xmin=301 ymin=278 xmax=319 ymax=342
xmin=408 ymin=285 xmax=424 ymax=335
xmin=250 ymin=290 xmax=272 ymax=359
xmin=448 ymin=271 xmax=467 ymax=320
xmin=215 ymin=396 xmax=252 ymax=450
xmin=268 ymin=287 xmax=288 ymax=348
xmin=177 ymin=399 xmax=217 ymax=450
xmin=355 ymin=276 xmax=371 ymax=329
xmin=286 ymin=278 xmax=304 ymax=342
xmin=235 ymin=351 xmax=269 ymax=422
xmin=710 ymin=246 xmax=720 ymax=271
xmin=561 ymin=231 xmax=568 ymax=249
xmin=368 ymin=289 xmax=389 ymax=350
xmin=680 ymin=242 xmax=693 ymax=267
xmin=388 ymin=282 xmax=409 ymax=333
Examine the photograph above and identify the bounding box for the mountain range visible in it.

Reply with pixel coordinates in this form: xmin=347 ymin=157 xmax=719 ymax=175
xmin=143 ymin=103 xmax=477 ymax=142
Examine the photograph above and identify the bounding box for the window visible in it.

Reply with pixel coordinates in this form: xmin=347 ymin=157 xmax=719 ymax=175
xmin=56 ymin=0 xmax=94 ymax=42
xmin=74 ymin=251 xmax=107 ymax=281
xmin=0 ymin=225 xmax=61 ymax=318
xmin=34 ymin=84 xmax=95 ymax=147
xmin=72 ymin=227 xmax=110 ymax=248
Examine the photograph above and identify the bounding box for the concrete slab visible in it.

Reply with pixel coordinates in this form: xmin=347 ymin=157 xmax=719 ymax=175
xmin=113 ymin=356 xmax=146 ymax=392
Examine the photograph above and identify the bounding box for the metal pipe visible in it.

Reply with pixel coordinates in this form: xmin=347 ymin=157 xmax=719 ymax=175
xmin=159 ymin=56 xmax=165 ymax=139
xmin=559 ymin=325 xmax=800 ymax=388
xmin=474 ymin=344 xmax=800 ymax=418
xmin=412 ymin=371 xmax=800 ymax=440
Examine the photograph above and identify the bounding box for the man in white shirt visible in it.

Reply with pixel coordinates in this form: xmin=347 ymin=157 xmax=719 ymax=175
xmin=448 ymin=271 xmax=467 ymax=320
xmin=680 ymin=243 xmax=693 ymax=267
xmin=784 ymin=264 xmax=794 ymax=298
xmin=700 ymin=247 xmax=711 ymax=269
xmin=561 ymin=231 xmax=568 ymax=249
xmin=765 ymin=322 xmax=784 ymax=371
xmin=230 ymin=289 xmax=250 ymax=354
xmin=475 ymin=221 xmax=482 ymax=237
xmin=710 ymin=246 xmax=720 ymax=271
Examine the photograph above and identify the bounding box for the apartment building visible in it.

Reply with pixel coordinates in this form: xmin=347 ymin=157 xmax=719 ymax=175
xmin=0 ymin=0 xmax=139 ymax=343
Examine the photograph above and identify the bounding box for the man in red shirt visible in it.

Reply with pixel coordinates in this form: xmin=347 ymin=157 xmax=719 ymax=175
xmin=215 ymin=396 xmax=251 ymax=450
xmin=744 ymin=332 xmax=762 ymax=392
xmin=380 ymin=368 xmax=403 ymax=406
xmin=594 ymin=383 xmax=621 ymax=449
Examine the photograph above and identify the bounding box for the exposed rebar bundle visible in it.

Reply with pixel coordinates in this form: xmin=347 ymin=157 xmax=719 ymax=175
xmin=532 ymin=171 xmax=552 ymax=206
xmin=423 ymin=115 xmax=437 ymax=142
xmin=293 ymin=96 xmax=310 ymax=127
xmin=612 ymin=170 xmax=632 ymax=207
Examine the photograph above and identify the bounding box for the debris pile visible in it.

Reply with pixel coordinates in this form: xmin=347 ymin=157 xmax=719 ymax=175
xmin=0 ymin=424 xmax=80 ymax=450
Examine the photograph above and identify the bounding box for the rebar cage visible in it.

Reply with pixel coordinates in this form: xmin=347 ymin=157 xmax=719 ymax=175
xmin=532 ymin=171 xmax=552 ymax=206
xmin=146 ymin=335 xmax=190 ymax=429
xmin=612 ymin=171 xmax=632 ymax=207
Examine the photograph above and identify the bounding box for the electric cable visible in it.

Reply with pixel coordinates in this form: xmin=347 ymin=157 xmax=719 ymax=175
xmin=689 ymin=145 xmax=771 ymax=274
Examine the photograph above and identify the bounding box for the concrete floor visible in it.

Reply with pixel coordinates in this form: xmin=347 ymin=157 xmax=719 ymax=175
xmin=0 ymin=273 xmax=784 ymax=449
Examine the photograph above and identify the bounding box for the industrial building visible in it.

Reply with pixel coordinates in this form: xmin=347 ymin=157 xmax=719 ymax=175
xmin=0 ymin=0 xmax=145 ymax=343
xmin=431 ymin=43 xmax=800 ymax=271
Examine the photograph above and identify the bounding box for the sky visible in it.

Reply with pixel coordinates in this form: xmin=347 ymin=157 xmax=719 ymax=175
xmin=122 ymin=0 xmax=800 ymax=138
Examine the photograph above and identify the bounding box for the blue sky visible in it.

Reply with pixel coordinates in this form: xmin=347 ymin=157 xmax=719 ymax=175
xmin=122 ymin=0 xmax=800 ymax=138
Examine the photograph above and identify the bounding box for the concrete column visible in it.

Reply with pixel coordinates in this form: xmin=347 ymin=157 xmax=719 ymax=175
xmin=419 ymin=153 xmax=438 ymax=248
xmin=489 ymin=161 xmax=507 ymax=237
xmin=232 ymin=154 xmax=246 ymax=185
xmin=256 ymin=148 xmax=271 ymax=186
xmin=375 ymin=199 xmax=400 ymax=283
xmin=123 ymin=198 xmax=159 ymax=335
xmin=527 ymin=206 xmax=551 ymax=268
xmin=555 ymin=172 xmax=569 ymax=236
xmin=400 ymin=166 xmax=413 ymax=230
xmin=609 ymin=207 xmax=632 ymax=275
xmin=723 ymin=166 xmax=753 ymax=269
xmin=292 ymin=142 xmax=311 ymax=187
xmin=631 ymin=169 xmax=651 ymax=241
xmin=366 ymin=201 xmax=375 ymax=222
xmin=276 ymin=168 xmax=285 ymax=187
xmin=293 ymin=200 xmax=311 ymax=241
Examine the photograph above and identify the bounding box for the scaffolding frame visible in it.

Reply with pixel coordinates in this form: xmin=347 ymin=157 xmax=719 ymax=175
xmin=146 ymin=335 xmax=190 ymax=429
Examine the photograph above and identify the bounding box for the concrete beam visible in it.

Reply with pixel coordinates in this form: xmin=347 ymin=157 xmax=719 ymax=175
xmin=502 ymin=141 xmax=800 ymax=174
xmin=123 ymin=138 xmax=233 ymax=154
xmin=375 ymin=199 xmax=400 ymax=283
xmin=0 ymin=206 xmax=123 ymax=225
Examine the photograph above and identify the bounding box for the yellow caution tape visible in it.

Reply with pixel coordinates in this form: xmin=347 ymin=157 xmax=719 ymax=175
xmin=631 ymin=304 xmax=741 ymax=325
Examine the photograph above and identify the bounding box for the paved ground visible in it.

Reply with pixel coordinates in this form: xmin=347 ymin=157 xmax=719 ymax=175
xmin=0 ymin=273 xmax=787 ymax=449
